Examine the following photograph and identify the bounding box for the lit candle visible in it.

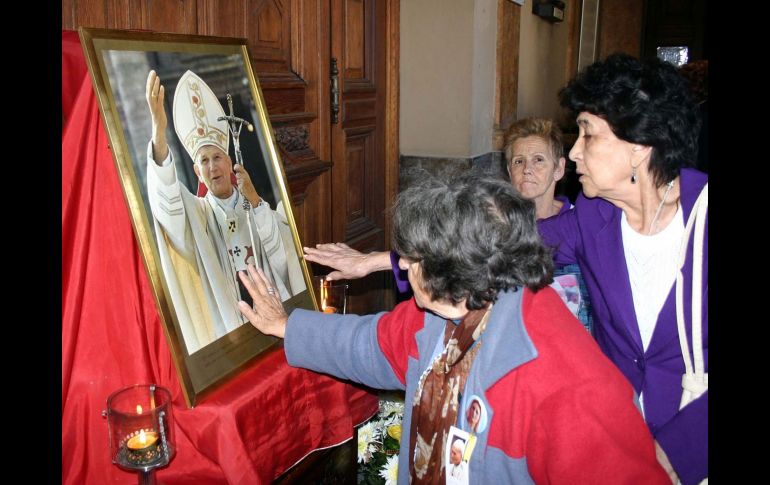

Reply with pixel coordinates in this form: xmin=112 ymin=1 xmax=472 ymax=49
xmin=319 ymin=279 xmax=333 ymax=313
xmin=128 ymin=429 xmax=158 ymax=450
xmin=125 ymin=429 xmax=160 ymax=465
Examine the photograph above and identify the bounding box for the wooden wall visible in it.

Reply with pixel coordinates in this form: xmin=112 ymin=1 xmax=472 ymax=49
xmin=597 ymin=0 xmax=645 ymax=59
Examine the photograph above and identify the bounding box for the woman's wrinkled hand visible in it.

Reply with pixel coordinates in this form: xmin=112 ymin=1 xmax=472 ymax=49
xmin=303 ymin=243 xmax=391 ymax=281
xmin=238 ymin=264 xmax=288 ymax=338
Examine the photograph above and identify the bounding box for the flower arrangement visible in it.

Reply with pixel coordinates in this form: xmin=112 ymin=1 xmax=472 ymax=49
xmin=357 ymin=394 xmax=405 ymax=485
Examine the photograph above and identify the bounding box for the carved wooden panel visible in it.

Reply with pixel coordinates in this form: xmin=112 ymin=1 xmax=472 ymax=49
xmin=345 ymin=134 xmax=366 ymax=223
xmin=343 ymin=128 xmax=381 ymax=241
xmin=262 ymin=87 xmax=307 ymax=115
xmin=342 ymin=98 xmax=376 ymax=127
xmin=248 ymin=0 xmax=292 ymax=73
xmin=195 ymin=0 xmax=292 ymax=75
xmin=275 ymin=125 xmax=310 ymax=152
xmin=345 ymin=0 xmax=365 ymax=77
xmin=197 ymin=1 xmax=304 ymax=116
xmin=343 ymin=0 xmax=375 ymax=89
xmin=197 ymin=0 xmax=246 ymax=38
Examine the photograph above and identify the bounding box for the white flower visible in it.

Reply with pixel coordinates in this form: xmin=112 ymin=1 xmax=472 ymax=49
xmin=380 ymin=399 xmax=405 ymax=418
xmin=357 ymin=421 xmax=377 ymax=463
xmin=370 ymin=419 xmax=387 ymax=440
xmin=380 ymin=412 xmax=402 ymax=428
xmin=379 ymin=455 xmax=399 ymax=485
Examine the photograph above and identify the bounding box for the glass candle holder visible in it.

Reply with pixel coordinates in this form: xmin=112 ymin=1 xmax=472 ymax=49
xmin=104 ymin=384 xmax=175 ymax=479
xmin=313 ymin=276 xmax=349 ymax=314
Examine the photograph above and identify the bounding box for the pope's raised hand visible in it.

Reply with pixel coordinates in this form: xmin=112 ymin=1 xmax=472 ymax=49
xmin=233 ymin=163 xmax=262 ymax=207
xmin=145 ymin=70 xmax=169 ymax=161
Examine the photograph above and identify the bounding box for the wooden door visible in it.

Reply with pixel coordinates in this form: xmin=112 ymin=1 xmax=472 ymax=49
xmin=329 ymin=0 xmax=396 ymax=313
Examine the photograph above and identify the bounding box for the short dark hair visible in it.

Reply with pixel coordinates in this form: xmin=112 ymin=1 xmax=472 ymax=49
xmin=559 ymin=53 xmax=700 ymax=187
xmin=392 ymin=174 xmax=553 ymax=310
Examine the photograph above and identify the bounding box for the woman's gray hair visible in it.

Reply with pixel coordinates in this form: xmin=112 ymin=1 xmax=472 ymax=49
xmin=392 ymin=173 xmax=553 ymax=310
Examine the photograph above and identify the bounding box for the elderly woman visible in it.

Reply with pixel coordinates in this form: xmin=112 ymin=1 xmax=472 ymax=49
xmin=505 ymin=118 xmax=566 ymax=219
xmin=539 ymin=54 xmax=708 ymax=484
xmin=505 ymin=118 xmax=592 ymax=333
xmin=240 ymin=174 xmax=668 ymax=484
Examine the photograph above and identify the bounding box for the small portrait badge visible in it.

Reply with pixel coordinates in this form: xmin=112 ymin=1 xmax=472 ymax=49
xmin=446 ymin=426 xmax=471 ymax=485
xmin=551 ymin=273 xmax=582 ymax=319
xmin=465 ymin=395 xmax=488 ymax=434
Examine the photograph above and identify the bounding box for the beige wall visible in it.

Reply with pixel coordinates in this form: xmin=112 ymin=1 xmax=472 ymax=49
xmin=516 ymin=0 xmax=574 ymax=121
xmin=469 ymin=0 xmax=498 ymax=157
xmin=400 ymin=0 xmax=580 ymax=157
xmin=400 ymin=0 xmax=475 ymax=157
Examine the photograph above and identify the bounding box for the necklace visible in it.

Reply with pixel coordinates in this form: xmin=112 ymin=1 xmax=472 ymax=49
xmin=648 ymin=180 xmax=675 ymax=235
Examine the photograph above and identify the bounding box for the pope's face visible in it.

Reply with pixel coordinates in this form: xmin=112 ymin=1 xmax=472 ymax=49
xmin=194 ymin=145 xmax=234 ymax=199
xmin=450 ymin=444 xmax=462 ymax=465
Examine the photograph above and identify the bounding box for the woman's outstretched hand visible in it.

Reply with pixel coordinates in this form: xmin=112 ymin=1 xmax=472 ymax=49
xmin=303 ymin=243 xmax=391 ymax=281
xmin=238 ymin=264 xmax=288 ymax=338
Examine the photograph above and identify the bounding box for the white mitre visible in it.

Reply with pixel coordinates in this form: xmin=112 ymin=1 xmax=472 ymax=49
xmin=172 ymin=70 xmax=229 ymax=161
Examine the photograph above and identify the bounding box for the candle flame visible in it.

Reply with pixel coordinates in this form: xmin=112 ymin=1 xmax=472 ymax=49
xmin=320 ymin=279 xmax=328 ymax=311
xmin=136 ymin=405 xmax=143 ymax=415
xmin=126 ymin=429 xmax=158 ymax=450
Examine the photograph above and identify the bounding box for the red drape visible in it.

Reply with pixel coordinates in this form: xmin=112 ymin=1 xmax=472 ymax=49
xmin=61 ymin=31 xmax=377 ymax=484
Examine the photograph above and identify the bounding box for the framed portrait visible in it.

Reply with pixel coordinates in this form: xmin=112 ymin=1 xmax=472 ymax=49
xmin=79 ymin=28 xmax=317 ymax=407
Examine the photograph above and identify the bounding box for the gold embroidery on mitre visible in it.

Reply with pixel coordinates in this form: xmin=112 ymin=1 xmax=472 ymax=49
xmin=172 ymin=70 xmax=230 ymax=161
xmin=181 ymin=78 xmax=228 ymax=157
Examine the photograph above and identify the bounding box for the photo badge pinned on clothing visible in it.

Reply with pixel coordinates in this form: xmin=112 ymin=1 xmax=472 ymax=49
xmin=446 ymin=425 xmax=471 ymax=485
xmin=551 ymin=273 xmax=582 ymax=319
xmin=465 ymin=395 xmax=488 ymax=434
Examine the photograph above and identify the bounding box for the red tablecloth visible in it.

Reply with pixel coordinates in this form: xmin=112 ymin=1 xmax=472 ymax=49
xmin=61 ymin=30 xmax=378 ymax=484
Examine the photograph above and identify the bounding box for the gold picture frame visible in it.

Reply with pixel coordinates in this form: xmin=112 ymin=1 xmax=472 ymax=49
xmin=79 ymin=28 xmax=317 ymax=407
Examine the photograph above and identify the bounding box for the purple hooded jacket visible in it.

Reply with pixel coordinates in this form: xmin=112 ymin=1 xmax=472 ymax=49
xmin=538 ymin=168 xmax=708 ymax=484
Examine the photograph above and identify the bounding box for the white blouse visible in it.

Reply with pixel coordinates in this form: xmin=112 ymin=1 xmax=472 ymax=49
xmin=621 ymin=205 xmax=685 ymax=351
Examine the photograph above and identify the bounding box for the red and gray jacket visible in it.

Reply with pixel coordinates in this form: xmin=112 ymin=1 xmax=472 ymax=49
xmin=285 ymin=287 xmax=669 ymax=484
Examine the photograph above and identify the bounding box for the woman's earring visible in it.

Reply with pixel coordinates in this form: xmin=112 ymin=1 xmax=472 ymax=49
xmin=630 ymin=166 xmax=637 ymax=184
